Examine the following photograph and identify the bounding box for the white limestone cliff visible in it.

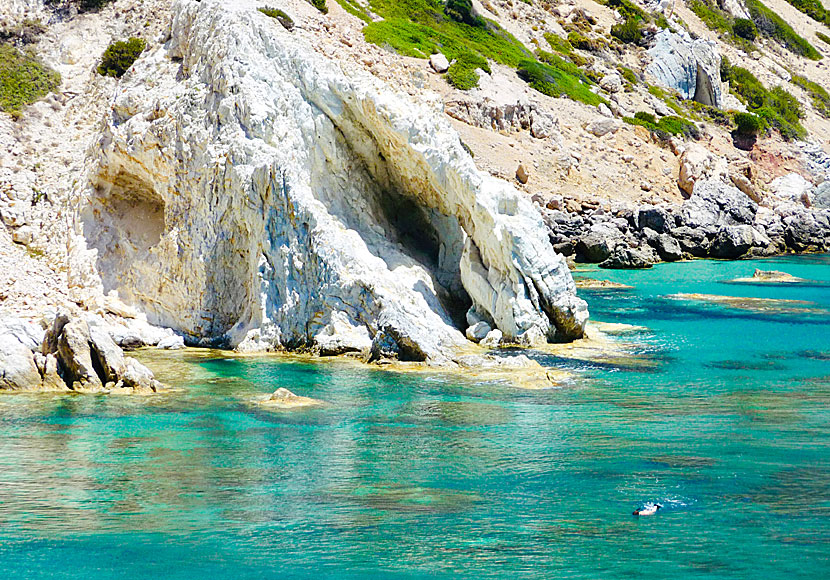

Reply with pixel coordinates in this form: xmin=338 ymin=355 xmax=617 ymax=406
xmin=76 ymin=0 xmax=587 ymax=363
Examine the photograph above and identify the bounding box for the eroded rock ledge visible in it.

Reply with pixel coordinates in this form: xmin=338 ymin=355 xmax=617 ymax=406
xmin=0 ymin=314 xmax=164 ymax=393
xmin=75 ymin=0 xmax=587 ymax=365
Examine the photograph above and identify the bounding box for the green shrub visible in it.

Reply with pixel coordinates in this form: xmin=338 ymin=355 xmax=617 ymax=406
xmin=634 ymin=111 xmax=656 ymax=124
xmin=445 ymin=0 xmax=482 ymax=27
xmin=624 ymin=114 xmax=699 ymax=140
xmin=603 ymin=0 xmax=647 ymax=21
xmin=0 ymin=18 xmax=46 ymax=45
xmin=733 ymin=112 xmax=763 ymax=135
xmin=567 ymin=31 xmax=602 ymax=51
xmin=618 ymin=65 xmax=638 ymax=85
xmin=308 ymin=0 xmax=328 ymax=14
xmin=446 ymin=52 xmax=490 ymax=89
xmin=791 ymin=74 xmax=830 ymax=118
xmin=732 ymin=18 xmax=757 ymax=41
xmin=259 ymin=6 xmax=294 ymax=30
xmin=689 ymin=0 xmax=732 ymax=35
xmin=746 ymin=0 xmax=822 ymax=60
xmin=0 ymin=43 xmax=61 ymax=115
xmin=97 ymin=37 xmax=146 ymax=78
xmin=361 ymin=0 xmax=530 ymax=65
xmin=781 ymin=0 xmax=830 ymax=27
xmin=543 ymin=32 xmax=574 ymax=56
xmin=610 ymin=18 xmax=642 ymax=45
xmin=818 ymin=31 xmax=830 ymax=45
xmin=723 ymin=62 xmax=806 ymax=140
xmin=517 ymin=59 xmax=606 ymax=106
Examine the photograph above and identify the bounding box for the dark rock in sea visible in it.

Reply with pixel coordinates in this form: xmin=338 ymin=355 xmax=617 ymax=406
xmin=710 ymin=225 xmax=756 ymax=258
xmin=599 ymin=245 xmax=655 ymax=269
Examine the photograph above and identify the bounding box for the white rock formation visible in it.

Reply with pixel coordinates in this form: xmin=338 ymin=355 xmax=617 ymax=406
xmin=76 ymin=0 xmax=587 ymax=364
xmin=647 ymin=30 xmax=722 ymax=108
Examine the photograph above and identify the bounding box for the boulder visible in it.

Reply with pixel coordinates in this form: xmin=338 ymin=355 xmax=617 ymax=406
xmin=89 ymin=326 xmax=127 ymax=386
xmin=480 ymin=329 xmax=503 ymax=348
xmin=647 ymin=30 xmax=722 ymax=108
xmin=770 ymin=173 xmax=813 ymax=205
xmin=430 ymin=53 xmax=450 ymax=73
xmin=599 ymin=73 xmax=623 ymax=93
xmin=465 ymin=321 xmax=492 ymax=342
xmin=814 ymin=182 xmax=830 ymax=209
xmin=670 ymin=225 xmax=713 ymax=257
xmin=0 ymin=333 xmax=43 ymax=391
xmin=157 ymin=335 xmax=185 ymax=349
xmin=599 ymin=246 xmax=655 ymax=269
xmin=638 ymin=207 xmax=672 ymax=233
xmin=516 ymin=163 xmax=529 ymax=184
xmin=655 ymin=234 xmax=683 ymax=261
xmin=51 ymin=317 xmax=104 ymax=391
xmin=576 ymin=232 xmax=619 ymax=263
xmin=678 ymin=143 xmax=727 ymax=197
xmin=710 ymin=225 xmax=762 ymax=258
xmin=586 ymin=117 xmax=620 ymax=137
xmin=119 ymin=357 xmax=163 ymax=393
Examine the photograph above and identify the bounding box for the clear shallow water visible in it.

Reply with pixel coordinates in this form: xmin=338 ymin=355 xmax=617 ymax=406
xmin=1 ymin=256 xmax=829 ymax=578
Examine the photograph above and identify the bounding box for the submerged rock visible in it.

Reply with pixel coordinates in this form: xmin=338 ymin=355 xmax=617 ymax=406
xmin=730 ymin=269 xmax=807 ymax=284
xmin=79 ymin=0 xmax=587 ymax=366
xmin=257 ymin=387 xmax=323 ymax=409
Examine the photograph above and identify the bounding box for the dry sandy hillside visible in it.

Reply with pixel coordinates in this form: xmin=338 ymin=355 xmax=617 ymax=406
xmin=1 ymin=0 xmax=829 ymax=321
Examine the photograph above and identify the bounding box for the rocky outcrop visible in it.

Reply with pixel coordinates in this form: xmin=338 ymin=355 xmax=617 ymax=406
xmin=0 ymin=314 xmax=163 ymax=393
xmin=541 ymin=172 xmax=830 ymax=267
xmin=444 ymin=99 xmax=560 ymax=139
xmin=647 ymin=30 xmax=722 ymax=108
xmin=78 ymin=0 xmax=586 ymax=364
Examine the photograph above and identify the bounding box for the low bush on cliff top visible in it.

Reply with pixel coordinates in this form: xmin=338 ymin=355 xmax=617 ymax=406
xmin=307 ymin=0 xmax=328 ymax=14
xmin=688 ymin=0 xmax=756 ymax=52
xmin=610 ymin=18 xmax=643 ymax=45
xmin=733 ymin=112 xmax=763 ymax=135
xmin=0 ymin=43 xmax=61 ymax=116
xmin=97 ymin=37 xmax=146 ymax=78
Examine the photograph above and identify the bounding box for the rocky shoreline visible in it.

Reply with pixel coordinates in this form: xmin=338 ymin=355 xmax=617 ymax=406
xmin=539 ymin=166 xmax=830 ymax=269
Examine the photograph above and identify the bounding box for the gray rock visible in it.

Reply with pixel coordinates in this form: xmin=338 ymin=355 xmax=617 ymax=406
xmin=157 ymin=335 xmax=185 ymax=349
xmin=671 ymin=226 xmax=713 ymax=257
xmin=647 ymin=30 xmax=722 ymax=108
xmin=0 ymin=333 xmax=43 ymax=391
xmin=119 ymin=357 xmax=162 ymax=393
xmin=430 ymin=53 xmax=450 ymax=73
xmin=89 ymin=326 xmax=127 ymax=386
xmin=638 ymin=207 xmax=672 ymax=233
xmin=465 ymin=321 xmax=492 ymax=342
xmin=599 ymin=73 xmax=623 ymax=93
xmin=586 ymin=117 xmax=620 ymax=137
xmin=576 ymin=232 xmax=620 ymax=263
xmin=655 ymin=234 xmax=683 ymax=261
xmin=599 ymin=246 xmax=655 ymax=269
xmin=710 ymin=225 xmax=756 ymax=258
xmin=52 ymin=317 xmax=104 ymax=391
xmin=480 ymin=329 xmax=503 ymax=348
xmin=813 ymin=181 xmax=830 ymax=209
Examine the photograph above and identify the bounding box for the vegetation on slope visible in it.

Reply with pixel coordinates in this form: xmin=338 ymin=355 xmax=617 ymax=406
xmin=721 ymin=59 xmax=806 ymax=139
xmin=745 ymin=0 xmax=822 ymax=59
xmin=0 ymin=43 xmax=61 ymax=116
xmin=517 ymin=59 xmax=607 ymax=106
xmin=688 ymin=0 xmax=756 ymax=52
xmin=780 ymin=0 xmax=830 ymax=28
xmin=624 ymin=111 xmax=700 ymax=140
xmin=343 ymin=0 xmax=605 ymax=102
xmin=791 ymin=74 xmax=830 ymax=118
xmin=97 ymin=37 xmax=146 ymax=78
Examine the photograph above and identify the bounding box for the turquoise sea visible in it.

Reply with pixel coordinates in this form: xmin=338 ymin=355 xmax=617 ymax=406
xmin=1 ymin=256 xmax=829 ymax=578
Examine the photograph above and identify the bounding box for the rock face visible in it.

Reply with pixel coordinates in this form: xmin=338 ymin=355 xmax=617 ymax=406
xmin=647 ymin=30 xmax=722 ymax=108
xmin=79 ymin=0 xmax=587 ymax=363
xmin=0 ymin=314 xmax=163 ymax=392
